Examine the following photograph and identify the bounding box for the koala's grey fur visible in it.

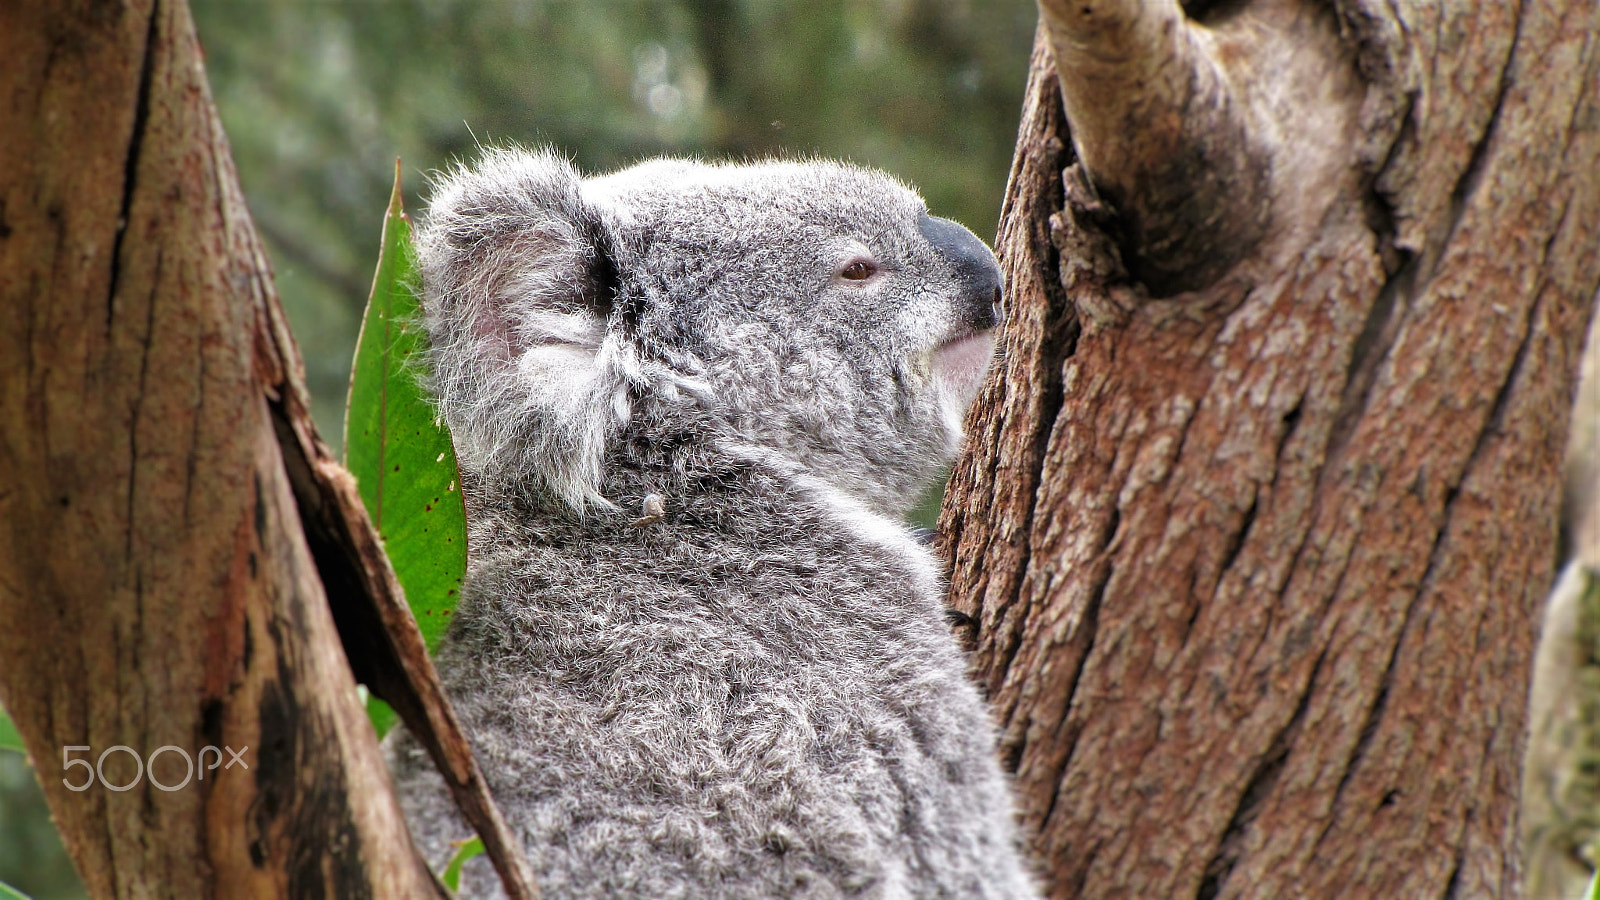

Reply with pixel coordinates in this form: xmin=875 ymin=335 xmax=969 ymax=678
xmin=383 ymin=147 xmax=1037 ymax=899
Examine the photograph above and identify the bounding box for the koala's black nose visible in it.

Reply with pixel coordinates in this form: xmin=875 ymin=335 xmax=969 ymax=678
xmin=918 ymin=212 xmax=1003 ymax=332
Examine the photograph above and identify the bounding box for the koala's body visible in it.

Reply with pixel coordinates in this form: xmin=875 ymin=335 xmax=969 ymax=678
xmin=384 ymin=148 xmax=1037 ymax=899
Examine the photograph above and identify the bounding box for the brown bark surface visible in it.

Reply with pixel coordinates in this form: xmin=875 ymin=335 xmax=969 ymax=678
xmin=943 ymin=2 xmax=1600 ymax=898
xmin=0 ymin=1 xmax=534 ymax=896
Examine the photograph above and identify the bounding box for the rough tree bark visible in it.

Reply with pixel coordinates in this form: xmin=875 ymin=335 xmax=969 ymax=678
xmin=0 ymin=1 xmax=537 ymax=897
xmin=942 ymin=1 xmax=1600 ymax=898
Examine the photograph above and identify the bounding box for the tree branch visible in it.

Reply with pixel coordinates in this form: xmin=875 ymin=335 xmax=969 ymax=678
xmin=261 ymin=292 xmax=542 ymax=899
xmin=1035 ymin=0 xmax=1353 ymax=296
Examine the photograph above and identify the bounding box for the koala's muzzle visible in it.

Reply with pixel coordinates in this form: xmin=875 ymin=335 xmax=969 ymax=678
xmin=918 ymin=212 xmax=1003 ymax=333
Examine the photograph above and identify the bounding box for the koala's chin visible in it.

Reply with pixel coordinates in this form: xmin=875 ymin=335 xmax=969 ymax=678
xmin=386 ymin=148 xmax=1038 ymax=900
xmin=934 ymin=329 xmax=998 ymax=437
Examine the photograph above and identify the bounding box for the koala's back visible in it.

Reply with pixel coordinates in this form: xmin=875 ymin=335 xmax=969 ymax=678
xmin=387 ymin=468 xmax=1034 ymax=899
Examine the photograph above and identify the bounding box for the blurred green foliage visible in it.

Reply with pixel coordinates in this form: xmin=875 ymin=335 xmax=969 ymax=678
xmin=193 ymin=0 xmax=1036 ymax=445
xmin=0 ymin=751 xmax=83 ymax=900
xmin=1 ymin=1 xmax=1033 ymax=894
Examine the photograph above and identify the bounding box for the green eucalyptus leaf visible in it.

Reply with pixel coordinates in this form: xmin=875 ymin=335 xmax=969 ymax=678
xmin=442 ymin=836 xmax=486 ymax=892
xmin=345 ymin=161 xmax=468 ymax=737
xmin=367 ymin=697 xmax=399 ymax=738
xmin=0 ymin=879 xmax=32 ymax=900
xmin=0 ymin=705 xmax=23 ymax=755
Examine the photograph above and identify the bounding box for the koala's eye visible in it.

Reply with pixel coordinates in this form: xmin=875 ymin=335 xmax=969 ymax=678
xmin=839 ymin=259 xmax=878 ymax=281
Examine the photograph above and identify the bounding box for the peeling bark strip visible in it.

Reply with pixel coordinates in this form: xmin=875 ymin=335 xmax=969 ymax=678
xmin=0 ymin=1 xmax=530 ymax=896
xmin=943 ymin=2 xmax=1600 ymax=898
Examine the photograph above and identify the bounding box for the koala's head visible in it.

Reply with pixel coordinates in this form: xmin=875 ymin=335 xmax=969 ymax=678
xmin=416 ymin=148 xmax=1001 ymax=518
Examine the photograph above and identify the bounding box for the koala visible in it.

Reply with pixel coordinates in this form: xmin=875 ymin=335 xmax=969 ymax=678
xmin=383 ymin=147 xmax=1038 ymax=899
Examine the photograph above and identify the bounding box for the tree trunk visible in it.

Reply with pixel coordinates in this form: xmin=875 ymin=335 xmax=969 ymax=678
xmin=0 ymin=1 xmax=532 ymax=896
xmin=942 ymin=2 xmax=1600 ymax=898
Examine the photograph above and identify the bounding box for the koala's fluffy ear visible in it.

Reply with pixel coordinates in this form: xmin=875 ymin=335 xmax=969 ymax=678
xmin=415 ymin=148 xmax=629 ymax=510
